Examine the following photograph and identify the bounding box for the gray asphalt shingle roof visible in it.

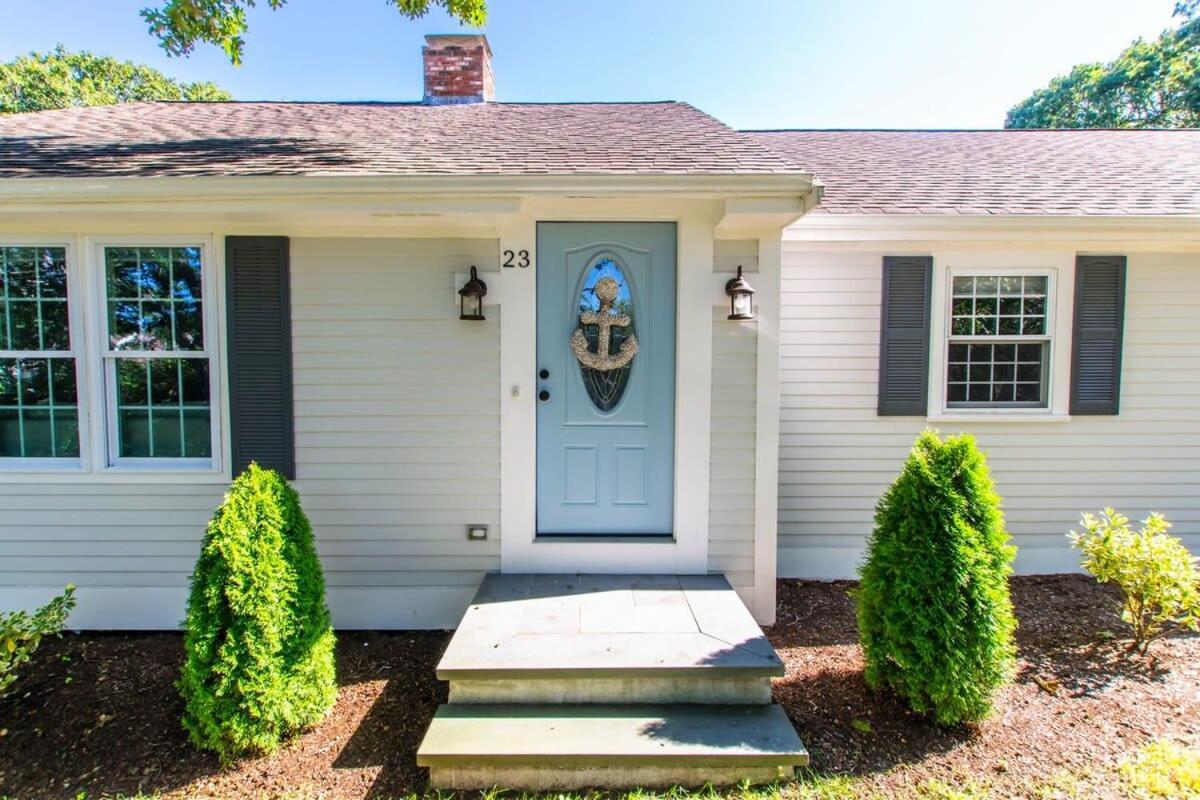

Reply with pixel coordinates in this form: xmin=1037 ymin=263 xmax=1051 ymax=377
xmin=0 ymin=100 xmax=793 ymax=178
xmin=2 ymin=101 xmax=1198 ymax=218
xmin=751 ymin=129 xmax=1200 ymax=216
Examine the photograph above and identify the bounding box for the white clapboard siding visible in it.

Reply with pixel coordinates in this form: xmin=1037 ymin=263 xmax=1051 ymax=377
xmin=0 ymin=237 xmax=498 ymax=629
xmin=709 ymin=240 xmax=758 ymax=593
xmin=778 ymin=247 xmax=1200 ymax=579
xmin=292 ymin=237 xmax=501 ymax=619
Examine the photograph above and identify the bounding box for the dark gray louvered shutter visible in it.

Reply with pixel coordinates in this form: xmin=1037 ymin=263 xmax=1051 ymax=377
xmin=226 ymin=236 xmax=295 ymax=478
xmin=878 ymin=256 xmax=933 ymax=416
xmin=1070 ymin=255 xmax=1127 ymax=415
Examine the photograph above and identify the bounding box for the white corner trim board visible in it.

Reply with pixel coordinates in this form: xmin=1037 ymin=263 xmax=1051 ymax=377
xmin=752 ymin=232 xmax=782 ymax=624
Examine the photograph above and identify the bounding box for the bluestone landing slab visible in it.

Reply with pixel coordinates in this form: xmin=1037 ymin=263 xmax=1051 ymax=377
xmin=416 ymin=703 xmax=810 ymax=767
xmin=436 ymin=574 xmax=784 ymax=679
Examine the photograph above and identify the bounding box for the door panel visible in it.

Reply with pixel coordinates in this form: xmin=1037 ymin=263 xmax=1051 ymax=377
xmin=536 ymin=222 xmax=676 ymax=535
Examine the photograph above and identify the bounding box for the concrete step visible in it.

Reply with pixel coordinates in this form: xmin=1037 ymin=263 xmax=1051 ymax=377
xmin=437 ymin=574 xmax=783 ymax=704
xmin=448 ymin=675 xmax=771 ymax=704
xmin=417 ymin=703 xmax=809 ymax=790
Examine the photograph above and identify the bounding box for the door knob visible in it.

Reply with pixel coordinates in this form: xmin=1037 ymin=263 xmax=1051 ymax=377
xmin=538 ymin=390 xmax=550 ymax=402
xmin=539 ymin=368 xmax=550 ymax=379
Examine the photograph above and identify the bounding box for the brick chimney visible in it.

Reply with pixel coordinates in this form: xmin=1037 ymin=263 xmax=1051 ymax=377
xmin=422 ymin=34 xmax=494 ymax=104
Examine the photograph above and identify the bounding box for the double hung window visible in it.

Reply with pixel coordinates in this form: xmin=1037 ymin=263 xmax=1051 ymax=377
xmin=947 ymin=274 xmax=1050 ymax=409
xmin=0 ymin=239 xmax=219 ymax=472
xmin=102 ymin=245 xmax=214 ymax=464
xmin=0 ymin=246 xmax=79 ymax=461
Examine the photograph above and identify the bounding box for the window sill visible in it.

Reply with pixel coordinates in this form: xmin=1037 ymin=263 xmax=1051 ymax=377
xmin=104 ymin=458 xmax=217 ymax=470
xmin=99 ymin=461 xmax=227 ymax=480
xmin=927 ymin=412 xmax=1072 ymax=424
xmin=0 ymin=469 xmax=230 ymax=484
xmin=0 ymin=459 xmax=86 ymax=474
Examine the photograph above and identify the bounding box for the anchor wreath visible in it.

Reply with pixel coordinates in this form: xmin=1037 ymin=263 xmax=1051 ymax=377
xmin=569 ymin=276 xmax=639 ymax=372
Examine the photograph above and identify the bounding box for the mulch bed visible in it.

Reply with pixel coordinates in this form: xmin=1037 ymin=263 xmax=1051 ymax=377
xmin=0 ymin=631 xmax=450 ymax=799
xmin=771 ymin=575 xmax=1200 ymax=797
xmin=0 ymin=575 xmax=1197 ymax=799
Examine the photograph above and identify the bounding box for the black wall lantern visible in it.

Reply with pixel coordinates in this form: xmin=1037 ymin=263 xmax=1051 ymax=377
xmin=458 ymin=265 xmax=488 ymax=321
xmin=725 ymin=265 xmax=755 ymax=320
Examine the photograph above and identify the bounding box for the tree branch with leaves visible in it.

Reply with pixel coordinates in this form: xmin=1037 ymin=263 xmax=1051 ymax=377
xmin=141 ymin=0 xmax=488 ymax=65
xmin=1005 ymin=3 xmax=1199 ymax=128
xmin=0 ymin=46 xmax=230 ymax=114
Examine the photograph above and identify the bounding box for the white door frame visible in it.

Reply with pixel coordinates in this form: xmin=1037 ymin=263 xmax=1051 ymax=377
xmin=497 ymin=198 xmax=716 ymax=574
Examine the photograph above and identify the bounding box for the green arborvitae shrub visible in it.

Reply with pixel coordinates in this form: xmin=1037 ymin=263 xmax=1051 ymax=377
xmin=856 ymin=429 xmax=1017 ymax=726
xmin=179 ymin=463 xmax=336 ymax=762
xmin=1070 ymin=508 xmax=1200 ymax=654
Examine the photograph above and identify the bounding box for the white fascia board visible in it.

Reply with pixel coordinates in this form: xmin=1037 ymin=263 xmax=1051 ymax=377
xmin=783 ymin=213 xmax=1200 ymax=243
xmin=0 ymin=172 xmax=818 ymax=209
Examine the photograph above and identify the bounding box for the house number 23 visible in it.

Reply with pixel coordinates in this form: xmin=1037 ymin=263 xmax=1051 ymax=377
xmin=502 ymin=249 xmax=531 ymax=268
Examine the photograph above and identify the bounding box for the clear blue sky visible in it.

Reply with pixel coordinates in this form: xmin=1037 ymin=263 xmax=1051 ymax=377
xmin=0 ymin=0 xmax=1182 ymax=128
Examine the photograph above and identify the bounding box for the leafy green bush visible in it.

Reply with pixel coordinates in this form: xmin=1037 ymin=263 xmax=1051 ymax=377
xmin=1070 ymin=508 xmax=1200 ymax=654
xmin=856 ymin=429 xmax=1017 ymax=726
xmin=1120 ymin=739 xmax=1200 ymax=800
xmin=0 ymin=584 xmax=75 ymax=695
xmin=179 ymin=463 xmax=336 ymax=762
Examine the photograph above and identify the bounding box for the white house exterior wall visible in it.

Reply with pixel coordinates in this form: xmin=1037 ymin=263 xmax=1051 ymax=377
xmin=0 ymin=235 xmax=501 ymax=629
xmin=290 ymin=237 xmax=502 ymax=627
xmin=11 ymin=208 xmax=1192 ymax=630
xmin=0 ymin=210 xmax=789 ymax=629
xmin=777 ymin=223 xmax=1200 ymax=580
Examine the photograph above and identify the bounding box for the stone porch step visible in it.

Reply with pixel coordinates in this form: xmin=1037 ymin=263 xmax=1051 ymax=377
xmin=417 ymin=703 xmax=809 ymax=789
xmin=437 ymin=574 xmax=783 ymax=705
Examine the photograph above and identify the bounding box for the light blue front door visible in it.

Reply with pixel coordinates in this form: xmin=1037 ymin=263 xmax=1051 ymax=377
xmin=536 ymin=222 xmax=676 ymax=535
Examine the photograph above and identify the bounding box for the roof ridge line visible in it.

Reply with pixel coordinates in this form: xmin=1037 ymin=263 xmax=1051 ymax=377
xmin=744 ymin=127 xmax=1200 ymax=133
xmin=143 ymin=99 xmax=686 ymax=107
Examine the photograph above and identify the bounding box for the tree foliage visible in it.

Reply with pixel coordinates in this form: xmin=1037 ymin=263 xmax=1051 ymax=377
xmin=1005 ymin=6 xmax=1200 ymax=128
xmin=179 ymin=464 xmax=336 ymax=762
xmin=0 ymin=46 xmax=229 ymax=114
xmin=142 ymin=0 xmax=488 ymax=65
xmin=0 ymin=585 xmax=75 ymax=695
xmin=1070 ymin=508 xmax=1200 ymax=655
xmin=856 ymin=430 xmax=1017 ymax=726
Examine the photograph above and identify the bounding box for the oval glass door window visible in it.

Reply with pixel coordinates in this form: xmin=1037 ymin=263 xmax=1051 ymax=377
xmin=573 ymin=258 xmax=637 ymax=411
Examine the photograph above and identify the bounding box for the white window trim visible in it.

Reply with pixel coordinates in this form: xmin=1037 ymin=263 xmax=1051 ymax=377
xmin=87 ymin=236 xmax=225 ymax=476
xmin=927 ymin=251 xmax=1075 ymax=422
xmin=0 ymin=237 xmax=90 ymax=473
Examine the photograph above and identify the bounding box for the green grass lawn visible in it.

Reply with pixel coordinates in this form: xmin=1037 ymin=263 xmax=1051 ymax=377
xmin=42 ymin=739 xmax=1198 ymax=800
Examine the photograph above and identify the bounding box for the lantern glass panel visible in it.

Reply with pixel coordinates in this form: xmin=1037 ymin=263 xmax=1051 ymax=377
xmin=734 ymin=292 xmax=752 ymax=318
xmin=461 ymin=294 xmax=482 ymax=320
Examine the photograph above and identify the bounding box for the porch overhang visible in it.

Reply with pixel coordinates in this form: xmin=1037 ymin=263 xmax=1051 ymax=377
xmin=0 ymin=172 xmax=822 ymax=231
xmin=715 ymin=189 xmax=824 ymax=235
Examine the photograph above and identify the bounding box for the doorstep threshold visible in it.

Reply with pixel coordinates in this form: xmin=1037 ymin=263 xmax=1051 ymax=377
xmin=535 ymin=533 xmax=675 ymax=544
